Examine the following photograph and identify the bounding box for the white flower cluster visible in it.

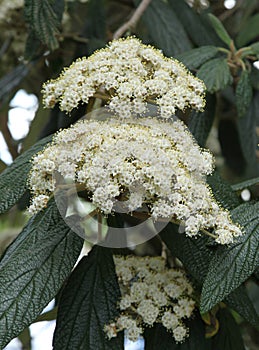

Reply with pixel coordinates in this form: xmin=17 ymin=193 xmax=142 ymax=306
xmin=28 ymin=116 xmax=242 ymax=244
xmin=104 ymin=255 xmax=195 ymax=343
xmin=42 ymin=37 xmax=205 ymax=118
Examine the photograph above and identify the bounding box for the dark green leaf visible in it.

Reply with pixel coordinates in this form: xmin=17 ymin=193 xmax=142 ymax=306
xmin=176 ymin=46 xmax=219 ymax=71
xmin=144 ymin=313 xmax=208 ymax=350
xmin=241 ymin=42 xmax=259 ymax=59
xmin=52 ymin=0 xmax=65 ymax=22
xmin=53 ymin=246 xmax=123 ymax=350
xmin=85 ymin=0 xmax=106 ymax=50
xmin=80 ymin=0 xmax=106 ymax=56
xmin=160 ymin=223 xmax=213 ymax=284
xmin=200 ymin=201 xmax=259 ymax=313
xmin=208 ymin=309 xmax=245 ymax=350
xmin=250 ymin=66 xmax=259 ymax=90
xmin=24 ymin=0 xmax=61 ymax=50
xmin=138 ymin=0 xmax=192 ymax=56
xmin=0 ymin=134 xmax=52 ymax=214
xmin=24 ymin=31 xmax=42 ymax=60
xmin=145 ymin=323 xmax=176 ymax=350
xmin=197 ymin=58 xmax=233 ymax=93
xmin=0 ymin=64 xmax=31 ymax=102
xmin=208 ymin=14 xmax=232 ymax=47
xmin=160 ymin=224 xmax=259 ymax=327
xmin=236 ymin=70 xmax=253 ymax=118
xmin=207 ymin=171 xmax=240 ymax=210
xmin=188 ymin=93 xmax=216 ymax=147
xmin=237 ymin=94 xmax=259 ymax=176
xmin=254 ymin=267 xmax=259 ymax=281
xmin=236 ymin=14 xmax=259 ymax=47
xmin=168 ymin=0 xmax=221 ymax=46
xmin=250 ymin=42 xmax=259 ymax=58
xmin=0 ymin=199 xmax=83 ymax=348
xmin=231 ymin=176 xmax=259 ymax=191
xmin=225 ymin=285 xmax=259 ymax=328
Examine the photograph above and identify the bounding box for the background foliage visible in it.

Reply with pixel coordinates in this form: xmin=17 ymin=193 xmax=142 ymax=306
xmin=0 ymin=0 xmax=259 ymax=349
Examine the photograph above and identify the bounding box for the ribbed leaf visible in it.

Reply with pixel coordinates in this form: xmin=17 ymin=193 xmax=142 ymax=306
xmin=0 ymin=199 xmax=83 ymax=348
xmin=200 ymin=201 xmax=259 ymax=313
xmin=236 ymin=70 xmax=253 ymax=118
xmin=24 ymin=0 xmax=62 ymax=50
xmin=160 ymin=223 xmax=213 ymax=284
xmin=168 ymin=0 xmax=221 ymax=46
xmin=53 ymin=246 xmax=123 ymax=350
xmin=52 ymin=0 xmax=65 ymax=22
xmin=208 ymin=14 xmax=232 ymax=47
xmin=250 ymin=42 xmax=259 ymax=58
xmin=144 ymin=314 xmax=208 ymax=350
xmin=237 ymin=94 xmax=259 ymax=176
xmin=197 ymin=58 xmax=233 ymax=93
xmin=207 ymin=309 xmax=245 ymax=350
xmin=207 ymin=171 xmax=240 ymax=210
xmin=254 ymin=268 xmax=259 ymax=281
xmin=24 ymin=31 xmax=42 ymax=60
xmin=236 ymin=14 xmax=259 ymax=47
xmin=188 ymin=93 xmax=216 ymax=147
xmin=176 ymin=46 xmax=219 ymax=71
xmin=224 ymin=285 xmax=259 ymax=329
xmin=0 ymin=135 xmax=52 ymax=214
xmin=138 ymin=0 xmax=191 ymax=56
xmin=160 ymin=223 xmax=259 ymax=327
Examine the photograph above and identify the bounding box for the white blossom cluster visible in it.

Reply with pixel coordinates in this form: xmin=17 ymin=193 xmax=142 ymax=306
xmin=28 ymin=117 xmax=242 ymax=244
xmin=42 ymin=37 xmax=205 ymax=119
xmin=104 ymin=255 xmax=195 ymax=343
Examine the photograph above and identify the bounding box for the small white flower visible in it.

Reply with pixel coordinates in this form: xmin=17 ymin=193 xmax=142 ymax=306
xmin=119 ymin=295 xmax=132 ymax=310
xmin=103 ymin=323 xmax=117 ymax=339
xmin=137 ymin=299 xmax=159 ymax=325
xmin=127 ymin=326 xmax=143 ymax=342
xmin=161 ymin=311 xmax=179 ymax=330
xmin=173 ymin=325 xmax=188 ymax=343
xmin=28 ymin=195 xmax=50 ymax=215
xmin=130 ymin=282 xmax=148 ymax=302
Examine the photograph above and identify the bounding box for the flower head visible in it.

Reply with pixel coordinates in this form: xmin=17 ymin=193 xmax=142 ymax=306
xmin=28 ymin=116 xmax=242 ymax=244
xmin=42 ymin=37 xmax=205 ymax=118
xmin=104 ymin=255 xmax=195 ymax=343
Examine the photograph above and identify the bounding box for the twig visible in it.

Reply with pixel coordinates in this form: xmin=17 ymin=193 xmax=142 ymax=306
xmin=113 ymin=0 xmax=152 ymax=39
